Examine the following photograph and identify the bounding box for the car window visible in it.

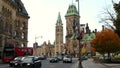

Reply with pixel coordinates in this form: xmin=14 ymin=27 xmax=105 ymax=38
xmin=14 ymin=57 xmax=22 ymax=61
xmin=22 ymin=57 xmax=33 ymax=62
xmin=34 ymin=56 xmax=38 ymax=61
xmin=64 ymin=55 xmax=71 ymax=58
xmin=14 ymin=57 xmax=19 ymax=60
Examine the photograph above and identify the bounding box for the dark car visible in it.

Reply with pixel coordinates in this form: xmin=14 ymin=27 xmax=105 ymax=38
xmin=63 ymin=55 xmax=72 ymax=63
xmin=49 ymin=56 xmax=59 ymax=63
xmin=82 ymin=55 xmax=88 ymax=60
xmin=38 ymin=55 xmax=46 ymax=60
xmin=20 ymin=56 xmax=41 ymax=68
xmin=9 ymin=56 xmax=23 ymax=67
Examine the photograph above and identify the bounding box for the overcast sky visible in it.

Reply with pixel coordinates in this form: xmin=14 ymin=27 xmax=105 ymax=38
xmin=21 ymin=0 xmax=119 ymax=47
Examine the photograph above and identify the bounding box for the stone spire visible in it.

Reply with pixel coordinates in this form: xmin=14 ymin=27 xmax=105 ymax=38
xmin=56 ymin=12 xmax=63 ymax=26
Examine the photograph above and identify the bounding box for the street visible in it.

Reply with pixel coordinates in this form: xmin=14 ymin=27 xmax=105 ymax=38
xmin=0 ymin=63 xmax=10 ymax=68
xmin=42 ymin=60 xmax=77 ymax=68
xmin=0 ymin=59 xmax=78 ymax=68
xmin=1 ymin=58 xmax=120 ymax=68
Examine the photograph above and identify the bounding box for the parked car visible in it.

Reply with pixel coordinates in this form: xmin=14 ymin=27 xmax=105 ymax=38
xmin=38 ymin=55 xmax=46 ymax=60
xmin=63 ymin=55 xmax=72 ymax=63
xmin=49 ymin=56 xmax=59 ymax=63
xmin=9 ymin=56 xmax=23 ymax=67
xmin=57 ymin=55 xmax=63 ymax=61
xmin=82 ymin=55 xmax=88 ymax=60
xmin=20 ymin=56 xmax=41 ymax=68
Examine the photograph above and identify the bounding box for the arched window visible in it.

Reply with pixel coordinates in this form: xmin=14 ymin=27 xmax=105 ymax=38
xmin=20 ymin=22 xmax=26 ymax=30
xmin=21 ymin=43 xmax=25 ymax=47
xmin=21 ymin=32 xmax=25 ymax=39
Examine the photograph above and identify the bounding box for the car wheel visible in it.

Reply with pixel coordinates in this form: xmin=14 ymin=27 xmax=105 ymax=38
xmin=9 ymin=64 xmax=13 ymax=67
xmin=39 ymin=65 xmax=42 ymax=68
xmin=9 ymin=65 xmax=12 ymax=67
xmin=39 ymin=63 xmax=42 ymax=68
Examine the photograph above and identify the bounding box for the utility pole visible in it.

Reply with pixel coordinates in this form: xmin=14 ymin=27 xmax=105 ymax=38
xmin=76 ymin=0 xmax=83 ymax=68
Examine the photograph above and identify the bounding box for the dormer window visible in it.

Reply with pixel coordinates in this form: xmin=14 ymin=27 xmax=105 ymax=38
xmin=18 ymin=8 xmax=22 ymax=12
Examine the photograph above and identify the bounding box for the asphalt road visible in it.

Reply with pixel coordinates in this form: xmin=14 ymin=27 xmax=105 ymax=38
xmin=0 ymin=63 xmax=11 ymax=68
xmin=41 ymin=59 xmax=78 ymax=68
xmin=0 ymin=59 xmax=78 ymax=68
xmin=2 ymin=58 xmax=120 ymax=68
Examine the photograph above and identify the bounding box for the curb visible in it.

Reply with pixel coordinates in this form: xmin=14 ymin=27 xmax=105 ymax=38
xmin=101 ymin=63 xmax=120 ymax=68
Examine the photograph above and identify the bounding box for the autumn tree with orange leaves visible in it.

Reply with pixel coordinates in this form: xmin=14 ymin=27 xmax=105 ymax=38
xmin=91 ymin=29 xmax=120 ymax=59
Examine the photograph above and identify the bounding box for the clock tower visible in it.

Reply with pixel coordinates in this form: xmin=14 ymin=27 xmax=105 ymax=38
xmin=55 ymin=12 xmax=63 ymax=55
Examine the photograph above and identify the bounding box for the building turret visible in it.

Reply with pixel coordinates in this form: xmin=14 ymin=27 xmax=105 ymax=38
xmin=86 ymin=23 xmax=90 ymax=34
xmin=65 ymin=4 xmax=79 ymax=17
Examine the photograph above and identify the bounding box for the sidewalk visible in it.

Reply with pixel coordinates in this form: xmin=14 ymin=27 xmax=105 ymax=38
xmin=102 ymin=63 xmax=120 ymax=68
xmin=74 ymin=59 xmax=120 ymax=68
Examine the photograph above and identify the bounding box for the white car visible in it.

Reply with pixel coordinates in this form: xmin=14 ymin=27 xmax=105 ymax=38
xmin=63 ymin=55 xmax=72 ymax=63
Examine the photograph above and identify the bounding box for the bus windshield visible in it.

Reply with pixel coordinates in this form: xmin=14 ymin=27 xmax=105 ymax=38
xmin=4 ymin=46 xmax=14 ymax=57
xmin=4 ymin=51 xmax=14 ymax=57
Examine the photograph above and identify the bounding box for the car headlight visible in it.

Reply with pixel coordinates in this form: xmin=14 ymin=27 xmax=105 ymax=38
xmin=15 ymin=63 xmax=18 ymax=65
xmin=27 ymin=63 xmax=30 ymax=66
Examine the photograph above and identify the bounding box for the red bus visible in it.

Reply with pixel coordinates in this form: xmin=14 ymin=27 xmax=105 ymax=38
xmin=2 ymin=43 xmax=33 ymax=63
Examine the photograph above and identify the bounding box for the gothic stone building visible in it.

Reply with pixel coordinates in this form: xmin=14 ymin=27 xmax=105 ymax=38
xmin=0 ymin=0 xmax=29 ymax=58
xmin=65 ymin=4 xmax=96 ymax=57
xmin=65 ymin=4 xmax=80 ymax=56
xmin=33 ymin=12 xmax=64 ymax=57
xmin=55 ymin=12 xmax=63 ymax=56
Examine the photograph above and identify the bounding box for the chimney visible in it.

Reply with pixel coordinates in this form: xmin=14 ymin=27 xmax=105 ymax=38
xmin=102 ymin=25 xmax=105 ymax=30
xmin=89 ymin=29 xmax=91 ymax=36
xmin=86 ymin=23 xmax=89 ymax=34
xmin=95 ymin=29 xmax=97 ymax=33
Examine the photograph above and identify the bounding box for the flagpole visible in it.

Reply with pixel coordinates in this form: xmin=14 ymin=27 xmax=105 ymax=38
xmin=76 ymin=0 xmax=83 ymax=68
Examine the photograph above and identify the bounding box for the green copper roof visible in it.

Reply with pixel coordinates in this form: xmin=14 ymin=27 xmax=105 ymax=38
xmin=56 ymin=12 xmax=63 ymax=25
xmin=82 ymin=33 xmax=95 ymax=41
xmin=65 ymin=4 xmax=79 ymax=16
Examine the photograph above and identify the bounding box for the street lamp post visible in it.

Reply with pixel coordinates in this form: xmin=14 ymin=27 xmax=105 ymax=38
xmin=34 ymin=36 xmax=42 ymax=56
xmin=76 ymin=0 xmax=83 ymax=68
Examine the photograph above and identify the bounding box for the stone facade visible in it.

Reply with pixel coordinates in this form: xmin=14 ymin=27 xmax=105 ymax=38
xmin=65 ymin=4 xmax=80 ymax=56
xmin=33 ymin=4 xmax=96 ymax=57
xmin=33 ymin=41 xmax=55 ymax=57
xmin=0 ymin=0 xmax=29 ymax=58
xmin=55 ymin=12 xmax=63 ymax=56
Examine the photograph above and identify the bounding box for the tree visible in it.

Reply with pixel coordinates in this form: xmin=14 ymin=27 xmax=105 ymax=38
xmin=113 ymin=1 xmax=120 ymax=37
xmin=100 ymin=1 xmax=120 ymax=37
xmin=91 ymin=29 xmax=120 ymax=59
